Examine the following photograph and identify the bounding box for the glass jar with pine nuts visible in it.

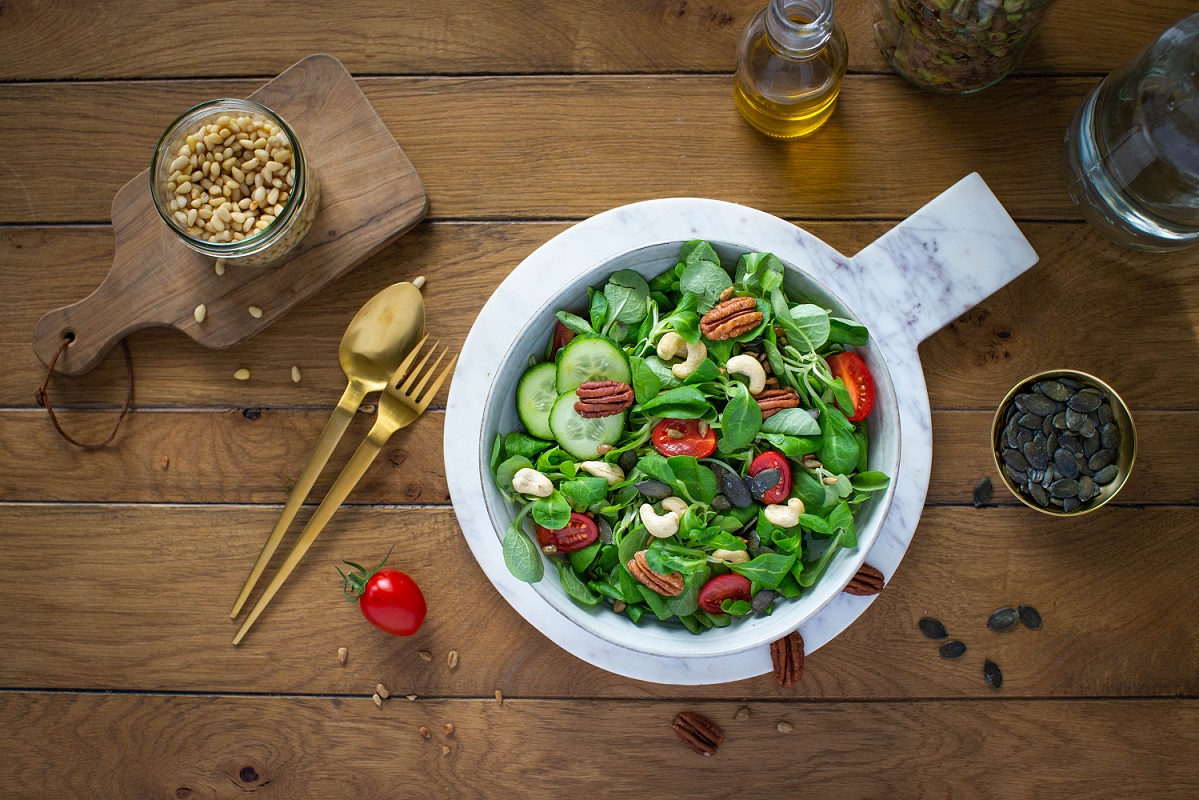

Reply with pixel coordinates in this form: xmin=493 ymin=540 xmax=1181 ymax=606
xmin=151 ymin=98 xmax=320 ymax=268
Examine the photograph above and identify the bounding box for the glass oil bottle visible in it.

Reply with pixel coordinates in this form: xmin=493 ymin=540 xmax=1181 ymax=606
xmin=734 ymin=0 xmax=848 ymax=138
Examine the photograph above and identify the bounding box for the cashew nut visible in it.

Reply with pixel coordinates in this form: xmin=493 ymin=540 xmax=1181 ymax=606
xmin=764 ymin=497 xmax=805 ymax=528
xmin=639 ymin=503 xmax=680 ymax=539
xmin=512 ymin=467 xmax=553 ymax=498
xmin=661 ymin=496 xmax=688 ymax=515
xmin=725 ymin=353 xmax=767 ymax=394
xmin=579 ymin=460 xmax=625 ymax=486
xmin=712 ymin=548 xmax=750 ymax=564
xmin=656 ymin=332 xmax=708 ymax=379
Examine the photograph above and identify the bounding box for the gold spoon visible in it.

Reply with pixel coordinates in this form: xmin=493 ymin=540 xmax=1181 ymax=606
xmin=229 ymin=281 xmax=425 ymax=618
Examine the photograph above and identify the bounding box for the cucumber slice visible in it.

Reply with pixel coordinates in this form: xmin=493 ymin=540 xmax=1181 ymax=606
xmin=555 ymin=336 xmax=631 ymax=394
xmin=549 ymin=391 xmax=625 ymax=460
xmin=516 ymin=361 xmax=558 ymax=440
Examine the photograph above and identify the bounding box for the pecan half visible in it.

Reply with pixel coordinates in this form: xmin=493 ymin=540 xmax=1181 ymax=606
xmin=770 ymin=630 xmax=804 ymax=689
xmin=700 ymin=297 xmax=762 ymax=340
xmin=574 ymin=380 xmax=634 ymax=418
xmin=843 ymin=563 xmax=885 ymax=596
xmin=672 ymin=712 xmax=724 ymax=756
xmin=754 ymin=387 xmax=800 ymax=419
xmin=627 ymin=550 xmax=684 ymax=597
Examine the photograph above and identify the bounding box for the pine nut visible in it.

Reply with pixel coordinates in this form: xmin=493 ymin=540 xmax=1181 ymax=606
xmin=193 ymin=303 xmax=207 ymax=323
xmin=175 ymin=181 xmax=192 ymax=194
xmin=412 ymin=275 xmax=426 ymax=289
xmin=215 ymin=259 xmax=226 ymax=275
xmin=248 ymin=306 xmax=263 ymax=319
xmin=291 ymin=365 xmax=301 ymax=383
xmin=233 ymin=368 xmax=250 ymax=381
xmin=170 ymin=155 xmax=190 ymax=172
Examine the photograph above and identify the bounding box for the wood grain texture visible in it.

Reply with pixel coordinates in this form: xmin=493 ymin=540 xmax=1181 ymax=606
xmin=4 ymin=222 xmax=1197 ymax=409
xmin=2 ymin=694 xmax=1197 ymax=799
xmin=0 ymin=0 xmax=1185 ymax=79
xmin=2 ymin=504 xmax=1195 ymax=698
xmin=32 ymin=56 xmax=427 ymax=375
xmin=0 ymin=75 xmax=1091 ymax=224
xmin=2 ymin=409 xmax=1194 ymax=505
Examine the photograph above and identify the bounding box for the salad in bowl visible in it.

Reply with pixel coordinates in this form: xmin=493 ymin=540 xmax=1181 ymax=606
xmin=489 ymin=240 xmax=890 ymax=634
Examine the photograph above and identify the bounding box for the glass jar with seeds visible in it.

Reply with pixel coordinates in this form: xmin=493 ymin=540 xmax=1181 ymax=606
xmin=990 ymin=370 xmax=1136 ymax=516
xmin=151 ymin=98 xmax=321 ymax=268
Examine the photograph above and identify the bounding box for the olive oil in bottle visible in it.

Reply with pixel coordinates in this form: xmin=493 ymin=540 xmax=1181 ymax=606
xmin=734 ymin=0 xmax=848 ymax=138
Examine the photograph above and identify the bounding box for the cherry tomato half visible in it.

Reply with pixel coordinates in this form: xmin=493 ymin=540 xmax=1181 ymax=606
xmin=748 ymin=450 xmax=792 ymax=505
xmin=359 ymin=568 xmax=427 ymax=636
xmin=828 ymin=352 xmax=876 ymax=423
xmin=698 ymin=573 xmax=753 ymax=615
xmin=652 ymin=418 xmax=717 ymax=458
xmin=549 ymin=320 xmax=576 ymax=359
xmin=536 ymin=512 xmax=598 ymax=553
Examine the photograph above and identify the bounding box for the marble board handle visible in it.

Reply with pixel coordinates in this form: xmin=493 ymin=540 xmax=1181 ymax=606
xmin=844 ymin=172 xmax=1039 ymax=346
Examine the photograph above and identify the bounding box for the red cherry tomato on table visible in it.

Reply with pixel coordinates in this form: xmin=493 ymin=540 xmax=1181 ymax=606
xmin=827 ymin=352 xmax=875 ymax=423
xmin=748 ymin=450 xmax=792 ymax=505
xmin=536 ymin=512 xmax=598 ymax=553
xmin=698 ymin=574 xmax=753 ymax=614
xmin=339 ymin=548 xmax=427 ymax=636
xmin=549 ymin=320 xmax=576 ymax=359
xmin=652 ymin=418 xmax=717 ymax=458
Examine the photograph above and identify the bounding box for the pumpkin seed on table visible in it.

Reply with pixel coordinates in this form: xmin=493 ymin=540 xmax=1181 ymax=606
xmin=939 ymin=640 xmax=967 ymax=659
xmin=1018 ymin=605 xmax=1042 ymax=629
xmin=987 ymin=607 xmax=1019 ymax=631
xmin=983 ymin=659 xmax=1003 ymax=689
xmin=973 ymin=477 xmax=993 ymax=507
xmin=918 ymin=617 xmax=948 ymax=639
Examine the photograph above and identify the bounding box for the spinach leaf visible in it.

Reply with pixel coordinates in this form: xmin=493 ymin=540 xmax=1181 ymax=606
xmin=788 ymin=304 xmax=831 ymax=351
xmin=852 ymin=471 xmax=890 ymax=492
xmin=587 ymin=579 xmax=625 ymax=603
xmin=854 ymin=424 xmax=870 ymax=474
xmin=771 ymin=529 xmax=801 ymax=555
xmin=761 ymin=407 xmax=820 ymax=437
xmin=555 ymin=560 xmax=601 ymax=605
xmin=682 ymin=358 xmax=721 ymax=386
xmin=680 ymin=260 xmax=733 ymax=314
xmin=559 ymin=476 xmax=609 ymax=511
xmin=531 ymin=490 xmax=571 ymax=530
xmin=636 ymin=453 xmax=676 ymax=485
xmin=828 ymin=316 xmax=869 ymax=346
xmin=679 ymin=240 xmax=720 ymax=266
xmin=678 ymin=506 xmax=705 ymax=539
xmin=762 ymin=339 xmax=787 ymax=381
xmin=643 ymin=355 xmax=682 ymax=389
xmin=667 ymin=456 xmax=718 ymax=503
xmin=829 ymin=378 xmax=855 ymax=420
xmin=828 ymin=500 xmax=857 ymax=548
xmin=720 ymin=599 xmax=753 ymax=616
xmin=502 ymin=510 xmax=543 ymax=583
xmin=555 ymin=310 xmax=595 ymax=337
xmin=636 ymin=386 xmax=712 ymax=419
xmin=490 ymin=433 xmax=504 ymax=476
xmin=569 ymin=540 xmax=601 ymax=572
xmin=628 ymin=355 xmax=661 ymax=405
xmin=734 ymin=251 xmax=785 ymax=296
xmin=792 ymin=468 xmax=832 ymax=516
xmin=703 ymin=610 xmax=732 ymax=627
xmin=760 ymin=268 xmax=783 ymax=294
xmin=604 ymin=269 xmax=651 ymax=325
xmin=770 ymin=286 xmax=806 ymax=346
xmin=798 ymin=513 xmax=834 ymax=535
xmin=495 ymin=455 xmax=532 ymax=492
xmin=775 ymin=572 xmax=803 ymax=599
xmin=794 ymin=541 xmax=840 ymax=588
xmin=704 ymin=337 xmax=734 ymax=365
xmin=729 ymin=552 xmax=795 ymax=589
xmin=759 ymin=432 xmax=820 ymax=459
xmin=647 ymin=540 xmax=709 ymax=575
xmin=695 ymin=528 xmax=747 ymax=551
xmin=536 ymin=447 xmax=577 ymax=478
xmin=588 ymin=287 xmax=609 ymax=331
xmin=637 ymin=584 xmax=674 ymax=620
xmin=619 ymin=562 xmax=642 ymax=607
xmin=666 ymin=575 xmax=703 ymax=617
xmin=659 ymin=292 xmax=701 ymax=343
xmin=819 ymin=415 xmax=860 ymax=476
xmin=718 ymin=382 xmax=762 ymax=454
xmin=504 ymin=431 xmax=554 ymax=460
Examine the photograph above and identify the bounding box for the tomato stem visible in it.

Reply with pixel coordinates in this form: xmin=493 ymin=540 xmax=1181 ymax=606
xmin=337 ymin=545 xmax=396 ymax=604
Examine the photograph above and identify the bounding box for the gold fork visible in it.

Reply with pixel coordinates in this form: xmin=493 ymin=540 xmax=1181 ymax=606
xmin=232 ymin=336 xmax=457 ymax=645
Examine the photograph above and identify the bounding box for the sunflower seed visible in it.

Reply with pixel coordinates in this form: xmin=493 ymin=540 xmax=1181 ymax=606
xmin=1038 ymin=380 xmax=1071 ymax=401
xmin=1068 ymin=390 xmax=1103 ymax=413
xmin=939 ymin=640 xmax=967 ymax=659
xmin=973 ymin=477 xmax=993 ymax=507
xmin=987 ymin=607 xmax=1019 ymax=631
xmin=983 ymin=659 xmax=1003 ymax=689
xmin=1022 ymin=439 xmax=1048 ymax=470
xmin=1050 ymin=478 xmax=1081 ymax=498
xmin=635 ymin=480 xmax=673 ymax=499
xmin=1093 ymin=465 xmax=1119 ymax=485
xmin=1088 ymin=449 xmax=1116 ymax=471
xmin=1018 ymin=605 xmax=1042 ymax=629
xmin=918 ymin=617 xmax=948 ymax=639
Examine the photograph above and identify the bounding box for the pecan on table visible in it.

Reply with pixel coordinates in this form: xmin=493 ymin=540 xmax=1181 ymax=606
xmin=770 ymin=630 xmax=804 ymax=689
xmin=754 ymin=387 xmax=800 ymax=419
xmin=672 ymin=711 xmax=724 ymax=756
xmin=574 ymin=380 xmax=634 ymax=418
xmin=627 ymin=550 xmax=684 ymax=597
xmin=699 ymin=296 xmax=762 ymax=340
xmin=843 ymin=563 xmax=885 ymax=596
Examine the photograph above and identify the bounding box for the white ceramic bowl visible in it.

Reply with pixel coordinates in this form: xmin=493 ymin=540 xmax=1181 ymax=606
xmin=449 ymin=229 xmax=899 ymax=660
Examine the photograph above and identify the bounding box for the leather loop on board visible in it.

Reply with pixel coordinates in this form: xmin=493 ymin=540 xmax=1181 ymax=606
xmin=34 ymin=337 xmax=134 ymax=449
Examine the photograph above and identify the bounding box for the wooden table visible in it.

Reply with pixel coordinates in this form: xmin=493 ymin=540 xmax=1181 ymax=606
xmin=2 ymin=1 xmax=1197 ymax=796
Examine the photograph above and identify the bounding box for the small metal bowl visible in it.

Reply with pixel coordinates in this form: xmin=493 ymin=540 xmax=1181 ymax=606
xmin=991 ymin=369 xmax=1136 ymax=516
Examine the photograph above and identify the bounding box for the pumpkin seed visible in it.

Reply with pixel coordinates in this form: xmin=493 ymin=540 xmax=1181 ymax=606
xmin=1049 ymin=496 xmax=1065 ymax=507
xmin=1088 ymin=449 xmax=1115 ymax=471
xmin=751 ymin=589 xmax=775 ymax=616
xmin=1002 ymin=450 xmax=1030 ymax=472
xmin=746 ymin=528 xmax=762 ymax=555
xmin=1022 ymin=439 xmax=1048 ymax=470
xmin=1041 ymin=413 xmax=1054 ymax=437
xmin=1100 ymin=422 xmax=1120 ymax=451
xmin=719 ymin=468 xmax=753 ymax=508
xmin=1062 ymin=497 xmax=1081 ymax=512
xmin=1077 ymin=475 xmax=1096 ymax=501
xmin=1059 ymin=433 xmax=1084 ymax=458
xmin=1093 ymin=465 xmax=1119 ymax=485
xmin=1041 ymin=466 xmax=1058 ymax=488
xmin=596 ymin=516 xmax=614 ymax=545
xmin=1045 ymin=431 xmax=1057 ymax=455
xmin=1098 ymin=403 xmax=1114 ymax=425
xmin=987 ymin=607 xmax=1019 ymax=631
xmin=1065 ymin=408 xmax=1087 ymax=431
xmin=1058 ymin=377 xmax=1082 ymax=389
xmin=1017 ymin=604 xmax=1042 ymax=629
xmin=1077 ymin=418 xmax=1097 ymax=439
xmin=973 ymin=476 xmax=993 ymax=507
xmin=1068 ymin=390 xmax=1103 ymax=413
xmin=1050 ymin=478 xmax=1081 ymax=498
xmin=1028 ymin=481 xmax=1050 ymax=506
xmin=1053 ymin=449 xmax=1079 ymax=479
xmin=939 ymin=640 xmax=967 ymax=659
xmin=710 ymin=493 xmax=732 ymax=511
xmin=1083 ymin=431 xmax=1101 ymax=458
xmin=1021 ymin=393 xmax=1056 ymax=417
xmin=1016 ymin=429 xmax=1033 ymax=449
xmin=618 ymin=449 xmax=638 ymax=475
xmin=1004 ymin=420 xmax=1021 ymax=449
xmin=1037 ymin=380 xmax=1071 ymax=402
xmin=918 ymin=617 xmax=948 ymax=639
xmin=983 ymin=659 xmax=1003 ymax=689
xmin=1052 ymin=412 xmax=1070 ymax=430
xmin=749 ymin=468 xmax=781 ymax=501
xmin=635 ymin=480 xmax=673 ymax=499
xmin=1017 ymin=413 xmax=1043 ymax=430
xmin=1003 ymin=465 xmax=1027 ymax=486
xmin=1028 ymin=468 xmax=1045 ymax=483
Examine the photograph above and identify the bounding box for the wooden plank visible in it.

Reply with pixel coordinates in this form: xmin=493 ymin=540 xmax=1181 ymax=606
xmin=1 ymin=409 xmax=1193 ymax=505
xmin=0 ymin=75 xmax=1091 ymax=224
xmin=4 ymin=222 xmax=1197 ymax=410
xmin=0 ymin=0 xmax=1186 ymax=80
xmin=1 ymin=504 xmax=1195 ymax=697
xmin=1 ymin=694 xmax=1196 ymax=798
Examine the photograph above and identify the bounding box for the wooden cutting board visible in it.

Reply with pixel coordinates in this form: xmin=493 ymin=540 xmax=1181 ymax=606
xmin=33 ymin=54 xmax=427 ymax=376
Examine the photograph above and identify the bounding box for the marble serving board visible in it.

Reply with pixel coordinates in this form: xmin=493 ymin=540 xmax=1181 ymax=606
xmin=445 ymin=173 xmax=1039 ymax=684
